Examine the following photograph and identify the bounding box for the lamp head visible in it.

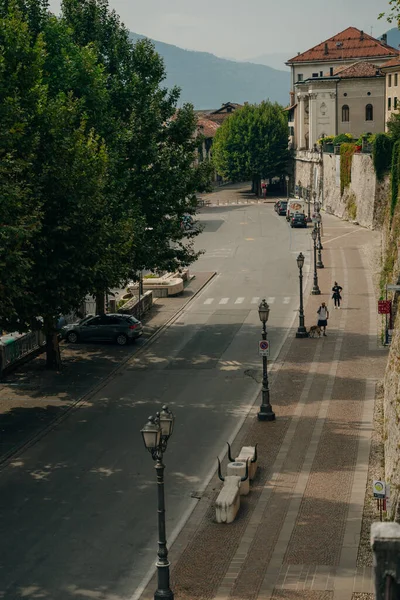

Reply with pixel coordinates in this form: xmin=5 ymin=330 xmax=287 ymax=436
xmin=285 ymin=175 xmax=289 ymax=182
xmin=258 ymin=299 xmax=270 ymax=324
xmin=141 ymin=416 xmax=161 ymax=451
xmin=311 ymin=227 xmax=318 ymax=241
xmin=159 ymin=405 xmax=174 ymax=438
xmin=297 ymin=252 xmax=305 ymax=269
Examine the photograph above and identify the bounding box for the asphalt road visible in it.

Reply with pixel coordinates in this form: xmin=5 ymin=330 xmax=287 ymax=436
xmin=0 ymin=200 xmax=312 ymax=600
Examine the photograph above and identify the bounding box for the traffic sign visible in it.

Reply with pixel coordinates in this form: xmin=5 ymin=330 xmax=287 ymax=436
xmin=386 ymin=284 xmax=400 ymax=291
xmin=378 ymin=300 xmax=391 ymax=315
xmin=259 ymin=340 xmax=270 ymax=357
xmin=373 ymin=480 xmax=386 ymax=499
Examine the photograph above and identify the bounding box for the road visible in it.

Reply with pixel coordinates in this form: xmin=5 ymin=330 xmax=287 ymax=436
xmin=0 ymin=194 xmax=312 ymax=600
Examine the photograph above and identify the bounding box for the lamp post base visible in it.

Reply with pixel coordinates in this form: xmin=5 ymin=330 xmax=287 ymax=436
xmin=311 ymin=286 xmax=321 ymax=295
xmin=316 ymin=261 xmax=324 ymax=269
xmin=257 ymin=406 xmax=276 ymax=421
xmin=296 ymin=327 xmax=308 ymax=338
xmin=155 ymin=590 xmax=174 ymax=600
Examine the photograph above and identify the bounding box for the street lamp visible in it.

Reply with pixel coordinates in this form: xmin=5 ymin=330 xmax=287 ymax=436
xmin=311 ymin=226 xmax=321 ymax=295
xmin=257 ymin=300 xmax=275 ymax=421
xmin=285 ymin=175 xmax=289 ymax=200
xmin=141 ymin=406 xmax=175 ymax=600
xmin=298 ymin=180 xmax=301 ymax=198
xmin=315 ymin=213 xmax=324 ymax=269
xmin=296 ymin=253 xmax=308 ymax=338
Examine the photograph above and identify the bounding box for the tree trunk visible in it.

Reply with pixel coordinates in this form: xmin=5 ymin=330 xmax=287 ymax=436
xmin=251 ymin=178 xmax=256 ymax=193
xmin=254 ymin=176 xmax=261 ymax=197
xmin=44 ymin=317 xmax=62 ymax=370
xmin=96 ymin=292 xmax=105 ymax=315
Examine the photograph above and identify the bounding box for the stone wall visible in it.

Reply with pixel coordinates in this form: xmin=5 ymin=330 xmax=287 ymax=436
xmin=294 ymin=149 xmax=323 ymax=199
xmin=322 ymin=152 xmax=389 ymax=229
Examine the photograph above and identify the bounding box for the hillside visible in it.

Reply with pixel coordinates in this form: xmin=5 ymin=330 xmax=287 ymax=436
xmin=129 ymin=33 xmax=290 ymax=109
xmin=386 ymin=27 xmax=400 ymax=49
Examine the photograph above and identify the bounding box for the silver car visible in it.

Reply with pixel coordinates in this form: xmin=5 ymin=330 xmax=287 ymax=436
xmin=61 ymin=314 xmax=143 ymax=346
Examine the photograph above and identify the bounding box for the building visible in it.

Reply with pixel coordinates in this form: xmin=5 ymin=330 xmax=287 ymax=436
xmin=196 ymin=102 xmax=243 ymax=125
xmin=381 ymin=57 xmax=400 ymax=130
xmin=287 ymin=28 xmax=399 ymax=150
xmin=196 ymin=117 xmax=220 ymax=161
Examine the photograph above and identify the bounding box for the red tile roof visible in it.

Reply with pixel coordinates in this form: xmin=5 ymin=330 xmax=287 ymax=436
xmin=329 ymin=61 xmax=383 ymax=78
xmin=196 ymin=118 xmax=220 ymax=138
xmin=288 ymin=27 xmax=399 ymax=64
xmin=381 ymin=56 xmax=400 ymax=69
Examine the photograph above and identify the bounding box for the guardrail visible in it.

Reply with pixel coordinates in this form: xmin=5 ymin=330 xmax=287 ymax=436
xmin=0 ymin=331 xmax=46 ymax=375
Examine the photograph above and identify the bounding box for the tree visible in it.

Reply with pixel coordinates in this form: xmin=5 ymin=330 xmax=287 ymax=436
xmin=212 ymin=101 xmax=289 ymax=196
xmin=61 ymin=0 xmax=212 ymax=288
xmin=0 ymin=1 xmax=45 ymax=324
xmin=379 ymin=1 xmax=400 ymax=25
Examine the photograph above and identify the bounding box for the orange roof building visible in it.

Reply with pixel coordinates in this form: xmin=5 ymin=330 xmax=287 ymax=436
xmin=286 ymin=28 xmax=395 ymax=151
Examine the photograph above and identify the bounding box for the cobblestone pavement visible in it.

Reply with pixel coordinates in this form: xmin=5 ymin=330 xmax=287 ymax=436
xmin=0 ymin=272 xmax=215 ymax=463
xmin=140 ymin=213 xmax=388 ymax=600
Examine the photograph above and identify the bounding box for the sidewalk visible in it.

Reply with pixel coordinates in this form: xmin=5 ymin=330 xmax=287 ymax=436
xmin=140 ymin=218 xmax=387 ymax=600
xmin=0 ymin=272 xmax=215 ymax=464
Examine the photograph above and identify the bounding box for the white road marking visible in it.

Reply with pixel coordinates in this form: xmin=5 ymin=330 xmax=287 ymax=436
xmin=267 ymin=297 xmax=275 ymax=304
xmin=219 ymin=298 xmax=229 ymax=304
xmin=235 ymin=297 xmax=245 ymax=304
xmin=204 ymin=298 xmax=214 ymax=305
xmin=283 ymin=297 xmax=291 ymax=304
xmin=251 ymin=297 xmax=260 ymax=304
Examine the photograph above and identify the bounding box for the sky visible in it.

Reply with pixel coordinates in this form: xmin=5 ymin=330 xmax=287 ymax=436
xmin=48 ymin=0 xmax=391 ymax=61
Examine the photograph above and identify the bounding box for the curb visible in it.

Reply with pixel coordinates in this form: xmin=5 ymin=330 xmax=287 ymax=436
xmin=0 ymin=271 xmax=217 ymax=469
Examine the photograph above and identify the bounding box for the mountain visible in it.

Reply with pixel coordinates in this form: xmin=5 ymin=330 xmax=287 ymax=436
xmin=243 ymin=52 xmax=291 ymax=71
xmin=386 ymin=27 xmax=400 ymax=50
xmin=129 ymin=32 xmax=290 ymax=109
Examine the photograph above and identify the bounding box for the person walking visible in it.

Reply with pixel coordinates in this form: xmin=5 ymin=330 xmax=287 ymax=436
xmin=332 ymin=281 xmax=343 ymax=309
xmin=317 ymin=302 xmax=329 ymax=336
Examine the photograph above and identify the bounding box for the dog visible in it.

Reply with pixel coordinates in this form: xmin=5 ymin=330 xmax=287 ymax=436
xmin=308 ymin=325 xmax=322 ymax=338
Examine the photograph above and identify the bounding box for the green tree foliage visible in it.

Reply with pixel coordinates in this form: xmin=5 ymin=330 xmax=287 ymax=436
xmin=372 ymin=133 xmax=394 ymax=181
xmin=0 ymin=0 xmax=211 ymax=368
xmin=379 ymin=0 xmax=400 ymax=25
xmin=212 ymin=101 xmax=289 ymax=195
xmin=0 ymin=2 xmax=45 ymax=323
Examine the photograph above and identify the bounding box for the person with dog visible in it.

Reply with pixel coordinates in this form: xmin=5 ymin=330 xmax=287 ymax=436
xmin=317 ymin=302 xmax=329 ymax=336
xmin=332 ymin=281 xmax=343 ymax=309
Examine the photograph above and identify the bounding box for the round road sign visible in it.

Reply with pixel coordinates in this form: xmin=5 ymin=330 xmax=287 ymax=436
xmin=259 ymin=340 xmax=269 ymax=350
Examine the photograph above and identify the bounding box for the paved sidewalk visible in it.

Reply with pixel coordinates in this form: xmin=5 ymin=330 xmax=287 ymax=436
xmin=0 ymin=272 xmax=215 ymax=464
xmin=140 ymin=217 xmax=387 ymax=600
xmin=200 ymin=182 xmax=281 ymax=207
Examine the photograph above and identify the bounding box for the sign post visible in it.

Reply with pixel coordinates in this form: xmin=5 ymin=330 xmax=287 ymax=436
xmin=258 ymin=340 xmax=270 ymax=357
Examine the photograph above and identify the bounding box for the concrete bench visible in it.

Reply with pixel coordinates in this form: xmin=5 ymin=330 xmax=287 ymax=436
xmin=215 ymin=476 xmax=241 ymax=523
xmin=236 ymin=446 xmax=258 ymax=481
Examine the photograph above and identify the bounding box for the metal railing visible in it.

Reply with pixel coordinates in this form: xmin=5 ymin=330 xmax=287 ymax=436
xmin=0 ymin=331 xmax=45 ymax=373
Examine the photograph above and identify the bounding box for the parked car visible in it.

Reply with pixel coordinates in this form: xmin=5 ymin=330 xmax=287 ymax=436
xmin=277 ymin=201 xmax=288 ymax=216
xmin=181 ymin=214 xmax=194 ymax=230
xmin=61 ymin=313 xmax=143 ymax=346
xmin=274 ymin=201 xmax=282 ymax=213
xmin=290 ymin=213 xmax=308 ymax=228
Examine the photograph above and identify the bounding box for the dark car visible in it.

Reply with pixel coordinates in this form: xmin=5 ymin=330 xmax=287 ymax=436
xmin=277 ymin=201 xmax=288 ymax=216
xmin=61 ymin=313 xmax=143 ymax=346
xmin=274 ymin=201 xmax=282 ymax=213
xmin=290 ymin=213 xmax=307 ymax=228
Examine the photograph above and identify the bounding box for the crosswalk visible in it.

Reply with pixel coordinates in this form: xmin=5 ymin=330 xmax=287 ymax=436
xmin=200 ymin=296 xmax=293 ymax=306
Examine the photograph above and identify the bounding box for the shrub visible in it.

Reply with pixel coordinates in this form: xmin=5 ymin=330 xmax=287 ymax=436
xmin=372 ymin=133 xmax=394 ymax=181
xmin=340 ymin=143 xmax=356 ymax=195
xmin=390 ymin=140 xmax=400 ymax=218
xmin=333 ymin=133 xmax=354 ymax=145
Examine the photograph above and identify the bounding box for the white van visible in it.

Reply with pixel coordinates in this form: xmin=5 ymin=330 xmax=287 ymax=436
xmin=286 ymin=200 xmax=305 ymax=221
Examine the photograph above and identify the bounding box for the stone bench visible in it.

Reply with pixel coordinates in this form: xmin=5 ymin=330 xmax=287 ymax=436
xmin=215 ymin=476 xmax=241 ymax=524
xmin=128 ymin=277 xmax=184 ymax=298
xmin=236 ymin=446 xmax=258 ymax=481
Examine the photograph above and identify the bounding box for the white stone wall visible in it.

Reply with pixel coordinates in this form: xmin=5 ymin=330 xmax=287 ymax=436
xmin=322 ymin=152 xmax=389 ymax=229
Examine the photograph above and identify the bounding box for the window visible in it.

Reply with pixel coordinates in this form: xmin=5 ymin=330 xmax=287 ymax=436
xmin=389 ymin=74 xmax=392 ymax=87
xmin=395 ymin=73 xmax=398 ymax=86
xmin=388 ymin=97 xmax=392 ymax=110
xmin=297 ymin=73 xmax=303 ymax=81
xmin=365 ymin=104 xmax=373 ymax=121
xmin=342 ymin=104 xmax=350 ymax=122
xmin=320 ymin=71 xmax=323 ymax=77
xmin=87 ymin=317 xmax=102 ymax=326
xmin=312 ymin=72 xmax=318 ymax=78
xmin=395 ymin=97 xmax=398 ymax=110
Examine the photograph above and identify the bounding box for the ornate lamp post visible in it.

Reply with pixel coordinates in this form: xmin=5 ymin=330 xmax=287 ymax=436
xmin=141 ymin=407 xmax=175 ymax=600
xmin=257 ymin=300 xmax=275 ymax=422
xmin=311 ymin=226 xmax=321 ymax=295
xmin=297 ymin=179 xmax=301 ymax=198
xmin=285 ymin=175 xmax=290 ymax=200
xmin=296 ymin=253 xmax=308 ymax=338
